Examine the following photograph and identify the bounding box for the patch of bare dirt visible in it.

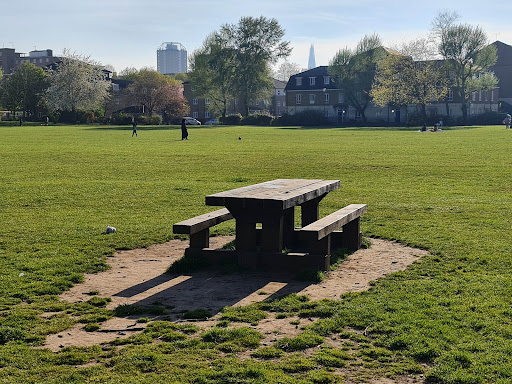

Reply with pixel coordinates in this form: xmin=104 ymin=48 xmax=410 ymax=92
xmin=40 ymin=237 xmax=429 ymax=352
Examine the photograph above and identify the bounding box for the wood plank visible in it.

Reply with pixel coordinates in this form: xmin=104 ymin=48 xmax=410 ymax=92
xmin=205 ymin=179 xmax=340 ymax=209
xmin=173 ymin=208 xmax=233 ymax=235
xmin=300 ymin=204 xmax=367 ymax=240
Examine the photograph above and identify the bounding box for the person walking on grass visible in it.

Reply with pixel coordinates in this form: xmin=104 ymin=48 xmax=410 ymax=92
xmin=181 ymin=119 xmax=188 ymax=140
xmin=132 ymin=120 xmax=137 ymax=137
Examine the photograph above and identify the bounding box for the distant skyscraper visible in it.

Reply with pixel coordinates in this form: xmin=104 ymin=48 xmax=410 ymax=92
xmin=308 ymin=44 xmax=316 ymax=69
xmin=157 ymin=42 xmax=187 ymax=74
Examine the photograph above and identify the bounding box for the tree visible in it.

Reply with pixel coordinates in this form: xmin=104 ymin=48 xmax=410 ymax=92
xmin=188 ymin=32 xmax=237 ymax=118
xmin=0 ymin=62 xmax=47 ymax=119
xmin=273 ymin=61 xmax=303 ymax=82
xmin=432 ymin=13 xmax=497 ymax=121
xmin=221 ymin=16 xmax=291 ymax=116
xmin=125 ymin=68 xmax=188 ymax=117
xmin=329 ymin=34 xmax=386 ymax=122
xmin=466 ymin=71 xmax=499 ymax=111
xmin=46 ymin=50 xmax=110 ymax=119
xmin=371 ymin=42 xmax=449 ymax=122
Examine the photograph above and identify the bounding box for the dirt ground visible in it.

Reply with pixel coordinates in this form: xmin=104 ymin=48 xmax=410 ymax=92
xmin=41 ymin=236 xmax=429 ymax=354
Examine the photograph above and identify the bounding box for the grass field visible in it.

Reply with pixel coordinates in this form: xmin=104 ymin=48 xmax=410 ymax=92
xmin=0 ymin=123 xmax=511 ymax=383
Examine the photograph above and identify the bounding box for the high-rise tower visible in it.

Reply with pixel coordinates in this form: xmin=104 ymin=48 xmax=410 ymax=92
xmin=308 ymin=44 xmax=316 ymax=69
xmin=157 ymin=42 xmax=187 ymax=74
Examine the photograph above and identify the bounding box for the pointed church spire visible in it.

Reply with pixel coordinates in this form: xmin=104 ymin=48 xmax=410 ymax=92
xmin=308 ymin=44 xmax=316 ymax=69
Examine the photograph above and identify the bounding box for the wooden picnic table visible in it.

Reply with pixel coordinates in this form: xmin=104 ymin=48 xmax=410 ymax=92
xmin=205 ymin=179 xmax=340 ymax=254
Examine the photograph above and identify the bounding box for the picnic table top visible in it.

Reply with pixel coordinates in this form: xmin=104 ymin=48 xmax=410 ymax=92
xmin=205 ymin=179 xmax=340 ymax=210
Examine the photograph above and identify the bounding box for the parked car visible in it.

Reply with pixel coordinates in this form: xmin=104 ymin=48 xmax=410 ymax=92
xmin=204 ymin=118 xmax=218 ymax=125
xmin=184 ymin=117 xmax=201 ymax=125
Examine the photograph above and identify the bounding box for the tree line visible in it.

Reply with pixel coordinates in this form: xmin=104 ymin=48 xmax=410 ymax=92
xmin=0 ymin=50 xmax=189 ymax=123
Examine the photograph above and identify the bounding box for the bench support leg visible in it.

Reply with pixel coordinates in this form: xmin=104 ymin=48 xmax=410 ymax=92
xmin=189 ymin=229 xmax=210 ymax=249
xmin=342 ymin=217 xmax=361 ymax=251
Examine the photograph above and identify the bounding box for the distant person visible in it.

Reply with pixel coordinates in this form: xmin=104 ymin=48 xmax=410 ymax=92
xmin=45 ymin=116 xmax=49 ymax=126
xmin=421 ymin=123 xmax=427 ymax=132
xmin=438 ymin=120 xmax=443 ymax=127
xmin=504 ymin=113 xmax=511 ymax=129
xmin=132 ymin=121 xmax=137 ymax=137
xmin=19 ymin=117 xmax=22 ymax=126
xmin=181 ymin=119 xmax=188 ymax=140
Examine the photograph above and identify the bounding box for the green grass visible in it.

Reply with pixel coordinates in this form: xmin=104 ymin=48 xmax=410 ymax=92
xmin=1 ymin=123 xmax=512 ymax=382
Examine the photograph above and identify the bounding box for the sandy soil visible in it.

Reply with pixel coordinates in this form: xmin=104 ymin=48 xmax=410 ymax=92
xmin=41 ymin=237 xmax=429 ymax=353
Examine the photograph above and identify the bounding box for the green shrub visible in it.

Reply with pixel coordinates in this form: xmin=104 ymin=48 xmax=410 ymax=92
xmin=220 ymin=113 xmax=242 ymax=125
xmin=86 ymin=296 xmax=111 ymax=307
xmin=241 ymin=113 xmax=274 ymax=126
xmin=314 ymin=347 xmax=353 ymax=367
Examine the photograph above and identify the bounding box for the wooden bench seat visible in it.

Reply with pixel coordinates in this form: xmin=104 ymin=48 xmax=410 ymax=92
xmin=173 ymin=208 xmax=233 ymax=249
xmin=300 ymin=204 xmax=367 ymax=256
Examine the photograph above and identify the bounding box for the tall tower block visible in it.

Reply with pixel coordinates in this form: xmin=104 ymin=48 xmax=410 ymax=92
xmin=157 ymin=42 xmax=187 ymax=75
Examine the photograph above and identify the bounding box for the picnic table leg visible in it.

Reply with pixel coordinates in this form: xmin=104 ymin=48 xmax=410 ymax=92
xmin=300 ymin=193 xmax=327 ymax=227
xmin=261 ymin=213 xmax=284 ymax=253
xmin=235 ymin=217 xmax=257 ymax=252
xmin=282 ymin=207 xmax=295 ymax=249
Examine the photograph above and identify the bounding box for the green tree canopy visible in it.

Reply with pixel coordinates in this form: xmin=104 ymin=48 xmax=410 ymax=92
xmin=432 ymin=12 xmax=497 ymax=121
xmin=371 ymin=53 xmax=449 ymax=121
xmin=221 ymin=16 xmax=291 ymax=116
xmin=329 ymin=33 xmax=386 ymax=122
xmin=0 ymin=62 xmax=47 ymax=119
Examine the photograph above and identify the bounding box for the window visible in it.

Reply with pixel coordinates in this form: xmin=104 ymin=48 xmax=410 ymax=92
xmin=296 ymin=94 xmax=301 ymax=104
xmin=205 ymin=111 xmax=211 ymax=118
xmin=46 ymin=58 xmax=49 ymax=62
xmin=205 ymin=98 xmax=210 ymax=105
xmin=193 ymin=98 xmax=198 ymax=105
xmin=193 ymin=112 xmax=198 ymax=118
xmin=324 ymin=93 xmax=329 ymax=103
xmin=355 ymin=110 xmax=362 ymax=120
xmin=234 ymin=99 xmax=238 ymax=106
xmin=112 ymin=83 xmax=120 ymax=92
xmin=324 ymin=109 xmax=329 ymax=117
xmin=277 ymin=90 xmax=281 ymax=96
xmin=338 ymin=93 xmax=344 ymax=103
xmin=309 ymin=77 xmax=316 ymax=86
xmin=296 ymin=77 xmax=302 ymax=86
xmin=485 ymin=91 xmax=488 ymax=101
xmin=324 ymin=76 xmax=330 ymax=85
xmin=283 ymin=101 xmax=286 ymax=107
xmin=472 ymin=92 xmax=476 ymax=102
xmin=491 ymin=90 xmax=494 ymax=102
xmin=479 ymin=90 xmax=482 ymax=101
xmin=447 ymin=90 xmax=453 ymax=101
xmin=309 ymin=94 xmax=315 ymax=104
xmin=39 ymin=58 xmax=43 ymax=63
xmin=278 ymin=101 xmax=281 ymax=107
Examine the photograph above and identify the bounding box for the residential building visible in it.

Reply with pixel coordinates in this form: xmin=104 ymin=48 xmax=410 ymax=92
xmin=490 ymin=41 xmax=512 ymax=112
xmin=0 ymin=48 xmax=59 ymax=75
xmin=271 ymin=79 xmax=287 ymax=117
xmin=157 ymin=42 xmax=187 ymax=75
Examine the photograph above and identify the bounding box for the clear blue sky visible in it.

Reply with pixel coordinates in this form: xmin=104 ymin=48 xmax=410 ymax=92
xmin=3 ymin=0 xmax=511 ymax=73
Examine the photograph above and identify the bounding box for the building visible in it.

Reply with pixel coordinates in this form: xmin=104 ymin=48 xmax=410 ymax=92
xmin=271 ymin=79 xmax=287 ymax=117
xmin=157 ymin=42 xmax=187 ymax=75
xmin=285 ymin=66 xmax=347 ymax=123
xmin=490 ymin=41 xmax=512 ymax=112
xmin=0 ymin=48 xmax=60 ymax=75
